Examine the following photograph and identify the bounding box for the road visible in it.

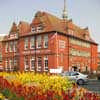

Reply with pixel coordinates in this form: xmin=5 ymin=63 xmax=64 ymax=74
xmin=80 ymin=79 xmax=100 ymax=94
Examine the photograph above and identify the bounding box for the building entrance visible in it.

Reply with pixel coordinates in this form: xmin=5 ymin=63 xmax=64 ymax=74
xmin=72 ymin=66 xmax=78 ymax=71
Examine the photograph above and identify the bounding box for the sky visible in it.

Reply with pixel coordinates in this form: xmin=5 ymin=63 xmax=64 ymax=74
xmin=0 ymin=0 xmax=100 ymax=50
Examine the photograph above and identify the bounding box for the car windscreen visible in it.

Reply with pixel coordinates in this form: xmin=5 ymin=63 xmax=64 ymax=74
xmin=71 ymin=72 xmax=79 ymax=76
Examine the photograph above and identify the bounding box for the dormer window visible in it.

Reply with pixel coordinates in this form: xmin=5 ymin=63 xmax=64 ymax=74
xmin=68 ymin=29 xmax=74 ymax=35
xmin=37 ymin=25 xmax=43 ymax=32
xmin=31 ymin=27 xmax=36 ymax=32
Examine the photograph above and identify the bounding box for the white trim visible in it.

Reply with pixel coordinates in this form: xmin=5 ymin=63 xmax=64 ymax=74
xmin=24 ymin=65 xmax=29 ymax=71
xmin=9 ymin=59 xmax=13 ymax=71
xmin=37 ymin=36 xmax=41 ymax=49
xmin=31 ymin=27 xmax=36 ymax=33
xmin=30 ymin=57 xmax=35 ymax=71
xmin=24 ymin=57 xmax=29 ymax=71
xmin=24 ymin=38 xmax=28 ymax=50
xmin=9 ymin=42 xmax=13 ymax=52
xmin=5 ymin=42 xmax=9 ymax=53
xmin=37 ymin=57 xmax=42 ymax=71
xmin=44 ymin=35 xmax=48 ymax=48
xmin=30 ymin=37 xmax=35 ymax=49
xmin=44 ymin=56 xmax=48 ymax=71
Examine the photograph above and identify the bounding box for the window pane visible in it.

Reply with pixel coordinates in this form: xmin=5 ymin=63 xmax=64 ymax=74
xmin=24 ymin=38 xmax=28 ymax=50
xmin=37 ymin=26 xmax=43 ymax=32
xmin=37 ymin=36 xmax=41 ymax=48
xmin=44 ymin=35 xmax=48 ymax=48
xmin=9 ymin=42 xmax=13 ymax=52
xmin=5 ymin=60 xmax=9 ymax=71
xmin=30 ymin=57 xmax=35 ymax=71
xmin=0 ymin=53 xmax=2 ymax=62
xmin=44 ymin=56 xmax=48 ymax=71
xmin=14 ymin=41 xmax=17 ymax=52
xmin=9 ymin=59 xmax=13 ymax=71
xmin=31 ymin=27 xmax=36 ymax=32
xmin=24 ymin=57 xmax=29 ymax=71
xmin=5 ymin=42 xmax=9 ymax=52
xmin=37 ymin=57 xmax=42 ymax=71
xmin=30 ymin=37 xmax=35 ymax=49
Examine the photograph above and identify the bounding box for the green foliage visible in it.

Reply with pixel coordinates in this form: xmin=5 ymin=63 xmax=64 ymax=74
xmin=1 ymin=88 xmax=24 ymax=100
xmin=19 ymin=96 xmax=25 ymax=100
xmin=2 ymin=88 xmax=11 ymax=98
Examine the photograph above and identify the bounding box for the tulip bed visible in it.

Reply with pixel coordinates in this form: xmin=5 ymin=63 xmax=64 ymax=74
xmin=0 ymin=72 xmax=100 ymax=100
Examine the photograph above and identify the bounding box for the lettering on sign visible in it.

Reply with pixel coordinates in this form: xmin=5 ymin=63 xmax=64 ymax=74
xmin=50 ymin=67 xmax=63 ymax=73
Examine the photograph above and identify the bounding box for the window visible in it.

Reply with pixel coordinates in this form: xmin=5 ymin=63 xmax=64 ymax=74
xmin=0 ymin=53 xmax=2 ymax=62
xmin=9 ymin=59 xmax=13 ymax=71
xmin=37 ymin=36 xmax=41 ymax=48
xmin=14 ymin=41 xmax=17 ymax=52
xmin=30 ymin=37 xmax=35 ymax=49
xmin=5 ymin=42 xmax=9 ymax=52
xmin=44 ymin=35 xmax=48 ymax=48
xmin=37 ymin=57 xmax=42 ymax=71
xmin=44 ymin=56 xmax=48 ymax=71
xmin=59 ymin=40 xmax=65 ymax=48
xmin=24 ymin=57 xmax=29 ymax=71
xmin=9 ymin=42 xmax=13 ymax=52
xmin=37 ymin=26 xmax=43 ymax=32
xmin=30 ymin=57 xmax=35 ymax=71
xmin=72 ymin=72 xmax=79 ymax=76
xmin=68 ymin=30 xmax=74 ymax=35
xmin=5 ymin=60 xmax=9 ymax=71
xmin=24 ymin=38 xmax=28 ymax=50
xmin=31 ymin=27 xmax=36 ymax=32
xmin=14 ymin=58 xmax=17 ymax=67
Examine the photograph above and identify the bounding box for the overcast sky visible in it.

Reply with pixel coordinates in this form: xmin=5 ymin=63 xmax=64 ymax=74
xmin=0 ymin=0 xmax=100 ymax=50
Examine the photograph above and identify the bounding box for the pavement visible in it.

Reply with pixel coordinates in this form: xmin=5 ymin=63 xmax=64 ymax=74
xmin=80 ymin=79 xmax=100 ymax=94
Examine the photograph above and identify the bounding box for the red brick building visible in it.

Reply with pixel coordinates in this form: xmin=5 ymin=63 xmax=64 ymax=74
xmin=97 ymin=52 xmax=100 ymax=70
xmin=0 ymin=36 xmax=4 ymax=71
xmin=2 ymin=11 xmax=98 ymax=73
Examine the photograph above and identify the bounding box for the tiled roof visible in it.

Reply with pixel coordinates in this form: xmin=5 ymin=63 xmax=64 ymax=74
xmin=10 ymin=22 xmax=18 ymax=33
xmin=30 ymin=11 xmax=95 ymax=43
xmin=18 ymin=21 xmax=31 ymax=35
xmin=2 ymin=11 xmax=96 ymax=44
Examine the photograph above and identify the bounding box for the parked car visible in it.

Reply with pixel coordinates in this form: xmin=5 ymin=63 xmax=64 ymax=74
xmin=60 ymin=71 xmax=88 ymax=85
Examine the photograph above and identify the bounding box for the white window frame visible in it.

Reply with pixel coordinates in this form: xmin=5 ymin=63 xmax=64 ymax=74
xmin=5 ymin=60 xmax=8 ymax=71
xmin=14 ymin=58 xmax=17 ymax=67
xmin=44 ymin=56 xmax=48 ymax=71
xmin=0 ymin=53 xmax=2 ymax=62
xmin=44 ymin=35 xmax=48 ymax=48
xmin=9 ymin=42 xmax=13 ymax=52
xmin=5 ymin=42 xmax=9 ymax=52
xmin=37 ymin=57 xmax=42 ymax=71
xmin=37 ymin=26 xmax=43 ymax=32
xmin=14 ymin=41 xmax=17 ymax=52
xmin=37 ymin=36 xmax=41 ymax=48
xmin=31 ymin=27 xmax=36 ymax=33
xmin=24 ymin=38 xmax=28 ymax=50
xmin=30 ymin=57 xmax=35 ymax=71
xmin=30 ymin=37 xmax=35 ymax=49
xmin=24 ymin=57 xmax=29 ymax=71
xmin=9 ymin=59 xmax=13 ymax=71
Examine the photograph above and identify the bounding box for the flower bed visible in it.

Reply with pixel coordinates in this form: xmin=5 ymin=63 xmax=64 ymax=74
xmin=0 ymin=72 xmax=100 ymax=100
